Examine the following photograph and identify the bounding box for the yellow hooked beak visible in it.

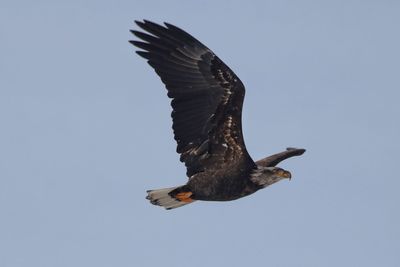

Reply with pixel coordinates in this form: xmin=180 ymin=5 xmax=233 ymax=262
xmin=276 ymin=169 xmax=292 ymax=180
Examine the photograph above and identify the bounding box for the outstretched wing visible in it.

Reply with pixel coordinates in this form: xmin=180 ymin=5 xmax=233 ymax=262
xmin=130 ymin=20 xmax=255 ymax=177
xmin=256 ymin=148 xmax=306 ymax=167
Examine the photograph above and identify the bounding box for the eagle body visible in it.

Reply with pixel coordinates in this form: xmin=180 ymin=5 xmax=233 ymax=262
xmin=130 ymin=20 xmax=305 ymax=209
xmin=184 ymin=161 xmax=258 ymax=201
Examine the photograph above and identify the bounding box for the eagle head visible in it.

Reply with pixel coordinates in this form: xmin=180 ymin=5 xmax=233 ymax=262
xmin=250 ymin=166 xmax=292 ymax=188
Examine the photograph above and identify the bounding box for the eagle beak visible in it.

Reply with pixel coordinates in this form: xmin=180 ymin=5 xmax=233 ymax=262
xmin=284 ymin=171 xmax=292 ymax=180
xmin=277 ymin=170 xmax=292 ymax=180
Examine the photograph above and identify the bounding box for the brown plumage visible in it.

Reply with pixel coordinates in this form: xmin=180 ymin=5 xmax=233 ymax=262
xmin=130 ymin=20 xmax=305 ymax=209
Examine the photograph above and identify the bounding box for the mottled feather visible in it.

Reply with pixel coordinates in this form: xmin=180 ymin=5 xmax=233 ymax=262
xmin=130 ymin=20 xmax=255 ymax=178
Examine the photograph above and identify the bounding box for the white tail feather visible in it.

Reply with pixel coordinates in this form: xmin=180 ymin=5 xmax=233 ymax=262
xmin=146 ymin=186 xmax=194 ymax=210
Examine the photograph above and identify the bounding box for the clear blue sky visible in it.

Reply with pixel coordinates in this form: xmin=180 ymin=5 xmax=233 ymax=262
xmin=1 ymin=1 xmax=399 ymax=266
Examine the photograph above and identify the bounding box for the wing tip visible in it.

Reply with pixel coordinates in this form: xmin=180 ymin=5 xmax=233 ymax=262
xmin=134 ymin=19 xmax=145 ymax=27
xmin=135 ymin=50 xmax=151 ymax=59
xmin=286 ymin=147 xmax=306 ymax=155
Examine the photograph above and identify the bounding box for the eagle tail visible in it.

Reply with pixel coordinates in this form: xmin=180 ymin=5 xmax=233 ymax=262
xmin=146 ymin=186 xmax=195 ymax=210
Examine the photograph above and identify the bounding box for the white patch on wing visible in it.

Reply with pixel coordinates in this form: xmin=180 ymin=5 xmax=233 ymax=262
xmin=221 ymin=88 xmax=232 ymax=105
xmin=222 ymin=115 xmax=242 ymax=158
xmin=215 ymin=69 xmax=233 ymax=105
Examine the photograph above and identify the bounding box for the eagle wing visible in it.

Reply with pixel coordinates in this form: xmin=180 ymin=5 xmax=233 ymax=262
xmin=130 ymin=20 xmax=255 ymax=177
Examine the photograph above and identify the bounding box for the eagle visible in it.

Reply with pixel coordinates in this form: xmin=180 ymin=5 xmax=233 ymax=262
xmin=130 ymin=20 xmax=305 ymax=209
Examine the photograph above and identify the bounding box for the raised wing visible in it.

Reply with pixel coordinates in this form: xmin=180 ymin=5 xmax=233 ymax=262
xmin=130 ymin=20 xmax=255 ymax=177
xmin=256 ymin=148 xmax=306 ymax=167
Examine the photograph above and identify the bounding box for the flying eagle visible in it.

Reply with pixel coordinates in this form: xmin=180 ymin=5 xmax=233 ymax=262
xmin=130 ymin=20 xmax=305 ymax=209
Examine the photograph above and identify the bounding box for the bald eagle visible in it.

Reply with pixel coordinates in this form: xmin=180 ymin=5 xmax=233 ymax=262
xmin=130 ymin=20 xmax=305 ymax=209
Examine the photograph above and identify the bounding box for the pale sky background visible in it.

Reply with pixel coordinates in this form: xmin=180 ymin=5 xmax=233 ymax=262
xmin=1 ymin=1 xmax=399 ymax=266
